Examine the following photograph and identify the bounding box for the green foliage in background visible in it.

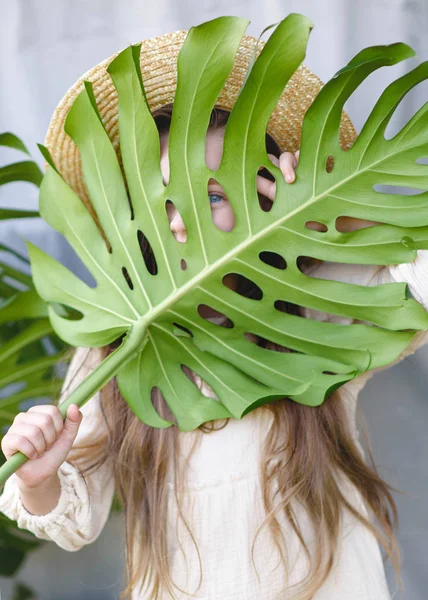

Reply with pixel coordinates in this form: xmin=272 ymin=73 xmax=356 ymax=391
xmin=0 ymin=134 xmax=51 ymax=588
xmin=0 ymin=133 xmax=123 ymax=596
xmin=0 ymin=133 xmax=66 ymax=599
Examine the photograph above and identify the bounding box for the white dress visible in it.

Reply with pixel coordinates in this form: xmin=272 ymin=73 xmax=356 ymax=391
xmin=1 ymin=251 xmax=428 ymax=599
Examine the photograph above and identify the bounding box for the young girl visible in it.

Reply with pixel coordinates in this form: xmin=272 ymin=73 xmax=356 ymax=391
xmin=1 ymin=37 xmax=428 ymax=600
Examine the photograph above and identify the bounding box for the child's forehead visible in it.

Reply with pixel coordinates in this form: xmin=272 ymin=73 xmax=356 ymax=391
xmin=160 ymin=127 xmax=225 ymax=155
xmin=159 ymin=131 xmax=224 ymax=185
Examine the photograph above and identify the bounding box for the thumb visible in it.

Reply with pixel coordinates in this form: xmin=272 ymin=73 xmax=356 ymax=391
xmin=62 ymin=404 xmax=83 ymax=441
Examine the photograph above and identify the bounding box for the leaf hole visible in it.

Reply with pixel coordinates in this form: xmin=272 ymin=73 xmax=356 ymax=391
xmin=335 ymin=216 xmax=379 ymax=232
xmin=257 ymin=165 xmax=275 ymax=212
xmin=305 ymin=221 xmax=328 ymax=232
xmin=197 ymin=304 xmax=234 ymax=328
xmin=323 ymin=370 xmax=339 ymax=375
xmin=274 ymin=299 xmax=303 ymax=316
xmin=373 ymin=184 xmax=425 ymax=196
xmin=326 ymin=155 xmax=334 ymax=173
xmin=180 ymin=365 xmax=219 ymax=400
xmin=122 ymin=266 xmax=133 ymax=290
xmin=244 ymin=332 xmax=302 ymax=353
xmin=110 ymin=332 xmax=126 ymax=349
xmin=151 ymin=386 xmax=177 ymax=423
xmin=296 ymin=256 xmax=321 ymax=274
xmin=50 ymin=303 xmax=84 ymax=321
xmin=166 ymin=199 xmax=187 ymax=243
xmin=205 ymin=110 xmax=228 ymax=172
xmin=222 ymin=273 xmax=263 ymax=300
xmin=173 ymin=322 xmax=194 ymax=338
xmin=208 ymin=178 xmax=235 ymax=231
xmin=259 ymin=251 xmax=287 ymax=270
xmin=137 ymin=230 xmax=158 ymax=275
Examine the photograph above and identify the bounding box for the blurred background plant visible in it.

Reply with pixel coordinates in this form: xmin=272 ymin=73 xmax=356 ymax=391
xmin=0 ymin=132 xmax=66 ymax=599
xmin=0 ymin=133 xmax=122 ymax=599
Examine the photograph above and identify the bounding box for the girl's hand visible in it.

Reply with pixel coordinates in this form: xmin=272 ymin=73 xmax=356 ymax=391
xmin=256 ymin=149 xmax=380 ymax=232
xmin=257 ymin=150 xmax=300 ymax=201
xmin=1 ymin=404 xmax=83 ymax=490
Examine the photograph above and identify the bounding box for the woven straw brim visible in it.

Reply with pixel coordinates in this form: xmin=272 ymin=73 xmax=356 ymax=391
xmin=44 ymin=29 xmax=358 ymax=209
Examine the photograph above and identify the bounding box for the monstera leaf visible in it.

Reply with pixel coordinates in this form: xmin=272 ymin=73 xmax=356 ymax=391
xmin=8 ymin=14 xmax=428 ymax=440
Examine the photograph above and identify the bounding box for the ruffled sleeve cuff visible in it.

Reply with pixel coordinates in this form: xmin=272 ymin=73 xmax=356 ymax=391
xmin=0 ymin=461 xmax=91 ymax=551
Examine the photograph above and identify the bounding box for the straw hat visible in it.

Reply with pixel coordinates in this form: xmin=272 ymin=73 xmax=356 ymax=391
xmin=44 ymin=28 xmax=358 ymax=209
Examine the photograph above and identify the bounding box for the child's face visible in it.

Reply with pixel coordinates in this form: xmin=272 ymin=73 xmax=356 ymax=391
xmin=161 ymin=126 xmax=237 ymax=319
xmin=162 ymin=127 xmax=235 ymax=243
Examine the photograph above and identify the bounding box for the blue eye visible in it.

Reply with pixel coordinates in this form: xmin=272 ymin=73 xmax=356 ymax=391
xmin=209 ymin=192 xmax=224 ymax=204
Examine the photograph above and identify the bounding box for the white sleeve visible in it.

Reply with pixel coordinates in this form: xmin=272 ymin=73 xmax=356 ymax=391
xmin=302 ymin=249 xmax=428 ymax=358
xmin=0 ymin=346 xmax=116 ymax=552
xmin=375 ymin=249 xmax=428 ymax=358
xmin=299 ymin=250 xmax=428 ymax=417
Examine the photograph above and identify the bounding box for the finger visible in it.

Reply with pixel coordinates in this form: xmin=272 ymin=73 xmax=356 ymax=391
xmin=4 ymin=422 xmax=46 ymax=456
xmin=267 ymin=153 xmax=280 ymax=168
xmin=22 ymin=423 xmax=49 ymax=455
xmin=279 ymin=152 xmax=296 ymax=183
xmin=28 ymin=405 xmax=64 ymax=436
xmin=65 ymin=404 xmax=83 ymax=425
xmin=294 ymin=150 xmax=300 ymax=167
xmin=256 ymin=173 xmax=276 ymax=201
xmin=2 ymin=433 xmax=39 ymax=460
xmin=59 ymin=404 xmax=83 ymax=447
xmin=15 ymin=412 xmax=58 ymax=447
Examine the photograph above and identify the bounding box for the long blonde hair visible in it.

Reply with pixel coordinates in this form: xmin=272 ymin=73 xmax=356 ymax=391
xmin=64 ymin=104 xmax=400 ymax=599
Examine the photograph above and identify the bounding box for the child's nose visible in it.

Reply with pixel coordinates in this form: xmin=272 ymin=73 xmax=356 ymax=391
xmin=169 ymin=208 xmax=187 ymax=243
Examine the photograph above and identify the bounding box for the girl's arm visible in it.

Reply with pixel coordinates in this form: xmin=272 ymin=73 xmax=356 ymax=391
xmin=0 ymin=346 xmax=116 ymax=552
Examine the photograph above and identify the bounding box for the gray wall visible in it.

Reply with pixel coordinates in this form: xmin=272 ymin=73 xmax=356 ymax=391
xmin=1 ymin=0 xmax=427 ymax=598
